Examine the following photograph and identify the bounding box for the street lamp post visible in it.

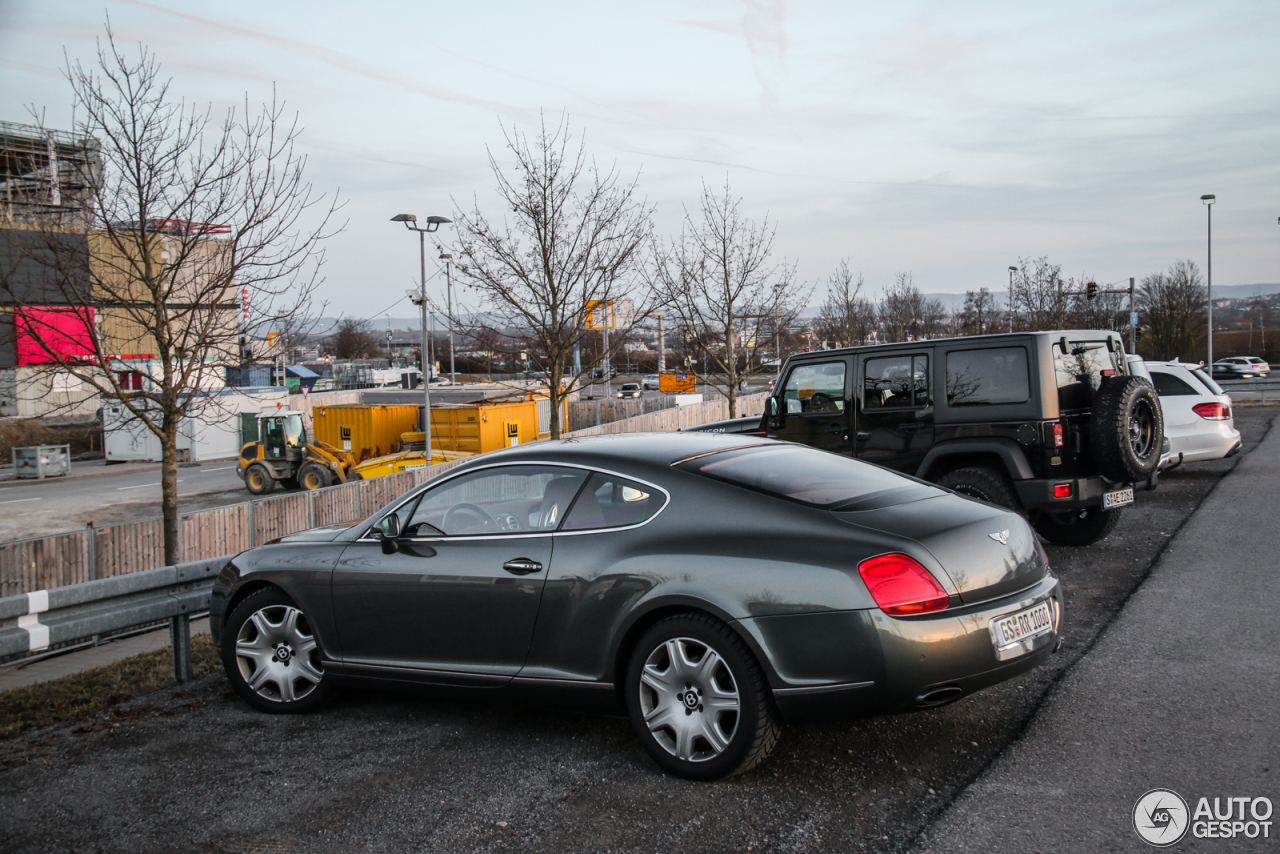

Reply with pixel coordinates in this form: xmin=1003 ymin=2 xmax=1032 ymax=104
xmin=439 ymin=251 xmax=456 ymax=384
xmin=390 ymin=213 xmax=451 ymax=457
xmin=1007 ymin=266 xmax=1018 ymax=333
xmin=1201 ymin=195 xmax=1215 ymax=367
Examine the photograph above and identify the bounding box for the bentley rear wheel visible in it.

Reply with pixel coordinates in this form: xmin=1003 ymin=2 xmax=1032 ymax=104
xmin=626 ymin=613 xmax=779 ymax=780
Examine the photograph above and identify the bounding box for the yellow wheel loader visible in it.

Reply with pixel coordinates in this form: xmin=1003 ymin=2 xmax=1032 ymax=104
xmin=237 ymin=411 xmax=358 ymax=495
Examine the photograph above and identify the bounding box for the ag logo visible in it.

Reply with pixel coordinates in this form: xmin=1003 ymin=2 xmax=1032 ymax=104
xmin=1133 ymin=788 xmax=1189 ymax=847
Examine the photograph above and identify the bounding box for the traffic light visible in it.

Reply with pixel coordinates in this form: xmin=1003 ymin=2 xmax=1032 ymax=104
xmin=1086 ymin=281 xmax=1098 ymax=300
xmin=1134 ymin=326 xmax=1144 ymax=342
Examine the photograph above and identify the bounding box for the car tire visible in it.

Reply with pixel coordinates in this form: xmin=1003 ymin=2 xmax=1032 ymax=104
xmin=1091 ymin=375 xmax=1163 ymax=482
xmin=625 ymin=613 xmax=780 ymax=781
xmin=936 ymin=466 xmax=1023 ymax=513
xmin=298 ymin=462 xmax=332 ymax=491
xmin=1034 ymin=506 xmax=1122 ymax=547
xmin=221 ymin=588 xmax=334 ymax=714
xmin=244 ymin=463 xmax=275 ymax=496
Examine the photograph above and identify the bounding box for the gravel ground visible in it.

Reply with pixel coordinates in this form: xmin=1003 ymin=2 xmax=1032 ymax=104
xmin=0 ymin=408 xmax=1270 ymax=854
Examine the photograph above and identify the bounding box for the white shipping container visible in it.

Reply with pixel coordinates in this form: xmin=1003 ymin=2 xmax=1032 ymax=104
xmin=104 ymin=387 xmax=287 ymax=462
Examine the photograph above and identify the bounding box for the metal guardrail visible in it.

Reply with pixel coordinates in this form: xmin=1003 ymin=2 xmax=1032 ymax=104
xmin=0 ymin=555 xmax=231 ymax=682
xmin=1218 ymin=377 xmax=1280 ymax=402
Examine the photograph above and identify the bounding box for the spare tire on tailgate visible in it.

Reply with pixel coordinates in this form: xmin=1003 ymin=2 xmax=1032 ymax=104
xmin=1090 ymin=374 xmax=1163 ymax=482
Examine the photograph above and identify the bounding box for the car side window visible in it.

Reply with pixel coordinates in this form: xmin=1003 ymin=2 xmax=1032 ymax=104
xmin=562 ymin=472 xmax=667 ymax=531
xmin=864 ymin=355 xmax=929 ymax=410
xmin=947 ymin=347 xmax=1031 ymax=406
xmin=400 ymin=465 xmax=587 ymax=536
xmin=780 ymin=361 xmax=847 ymax=415
xmin=1150 ymin=371 xmax=1198 ymax=396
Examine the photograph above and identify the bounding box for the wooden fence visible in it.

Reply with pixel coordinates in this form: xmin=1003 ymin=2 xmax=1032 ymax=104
xmin=0 ymin=394 xmax=759 ymax=596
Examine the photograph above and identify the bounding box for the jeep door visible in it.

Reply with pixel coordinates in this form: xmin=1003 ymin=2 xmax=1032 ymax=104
xmin=855 ymin=351 xmax=935 ymax=472
xmin=772 ymin=358 xmax=852 ymax=454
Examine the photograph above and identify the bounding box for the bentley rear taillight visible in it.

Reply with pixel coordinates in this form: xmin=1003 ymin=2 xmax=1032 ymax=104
xmin=857 ymin=554 xmax=949 ymax=616
xmin=1193 ymin=402 xmax=1230 ymax=420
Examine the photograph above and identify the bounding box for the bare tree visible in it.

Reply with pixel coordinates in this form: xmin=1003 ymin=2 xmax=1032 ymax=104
xmin=328 ymin=318 xmax=380 ymax=360
xmin=1009 ymin=257 xmax=1066 ymax=330
xmin=450 ymin=116 xmax=652 ymax=438
xmin=1137 ymin=260 xmax=1206 ymax=361
xmin=651 ymin=179 xmax=807 ymax=416
xmin=955 ymin=287 xmax=997 ymax=336
xmin=815 ymin=260 xmax=876 ymax=348
xmin=877 ymin=272 xmax=946 ymax=342
xmin=0 ymin=26 xmax=340 ymax=564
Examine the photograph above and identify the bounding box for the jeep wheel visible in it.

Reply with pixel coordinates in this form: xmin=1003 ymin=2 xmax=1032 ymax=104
xmin=936 ymin=467 xmax=1022 ymax=513
xmin=1091 ymin=375 xmax=1163 ymax=482
xmin=1034 ymin=506 xmax=1121 ymax=547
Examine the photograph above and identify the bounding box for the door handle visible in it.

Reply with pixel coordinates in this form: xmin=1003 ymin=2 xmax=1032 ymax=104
xmin=855 ymin=431 xmax=870 ymax=442
xmin=503 ymin=558 xmax=543 ymax=575
xmin=823 ymin=424 xmax=844 ymax=435
xmin=898 ymin=423 xmax=920 ymax=433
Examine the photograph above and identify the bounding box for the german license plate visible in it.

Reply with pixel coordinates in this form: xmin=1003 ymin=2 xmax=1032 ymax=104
xmin=991 ymin=601 xmax=1054 ymax=650
xmin=1103 ymin=487 xmax=1134 ymax=509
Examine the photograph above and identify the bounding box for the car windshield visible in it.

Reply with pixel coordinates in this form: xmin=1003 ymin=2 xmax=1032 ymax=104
xmin=622 ymin=384 xmax=639 ymax=390
xmin=675 ymin=444 xmax=936 ymax=509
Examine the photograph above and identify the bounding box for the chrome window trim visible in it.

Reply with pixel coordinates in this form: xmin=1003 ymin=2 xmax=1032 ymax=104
xmin=357 ymin=460 xmax=671 ymax=542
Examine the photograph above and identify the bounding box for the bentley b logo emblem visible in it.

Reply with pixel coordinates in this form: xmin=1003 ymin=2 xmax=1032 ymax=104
xmin=989 ymin=530 xmax=1010 ymax=545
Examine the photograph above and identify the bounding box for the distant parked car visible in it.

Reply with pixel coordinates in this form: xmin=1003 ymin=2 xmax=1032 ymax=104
xmin=617 ymin=382 xmax=642 ymax=399
xmin=642 ymin=374 xmax=661 ymax=390
xmin=591 ymin=366 xmax=619 ymax=379
xmin=1212 ymin=357 xmax=1270 ymax=379
xmin=1146 ymin=360 xmax=1241 ymax=463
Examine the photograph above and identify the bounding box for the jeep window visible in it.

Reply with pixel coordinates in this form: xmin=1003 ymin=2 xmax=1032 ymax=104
xmin=945 ymin=347 xmax=1030 ymax=406
xmin=864 ymin=355 xmax=929 ymax=410
xmin=781 ymin=361 xmax=846 ymax=415
xmin=1054 ymin=341 xmax=1121 ymax=410
xmin=1150 ymin=371 xmax=1198 ymax=397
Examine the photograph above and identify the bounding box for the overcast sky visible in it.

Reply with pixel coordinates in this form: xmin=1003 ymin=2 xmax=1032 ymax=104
xmin=2 ymin=0 xmax=1277 ymax=319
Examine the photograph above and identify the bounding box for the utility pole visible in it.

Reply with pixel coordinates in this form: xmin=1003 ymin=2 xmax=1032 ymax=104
xmin=390 ymin=213 xmax=451 ymax=456
xmin=640 ymin=311 xmax=665 ymax=372
xmin=1201 ymin=195 xmax=1215 ymax=366
xmin=440 ymin=251 xmax=457 ymax=383
xmin=1129 ymin=277 xmax=1136 ymax=354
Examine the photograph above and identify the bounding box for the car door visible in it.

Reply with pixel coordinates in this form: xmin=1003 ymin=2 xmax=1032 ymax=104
xmin=330 ymin=464 xmax=588 ymax=683
xmin=771 ymin=358 xmax=852 ymax=454
xmin=855 ymin=351 xmax=935 ymax=473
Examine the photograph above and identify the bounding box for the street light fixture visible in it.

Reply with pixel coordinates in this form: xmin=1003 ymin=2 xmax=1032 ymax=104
xmin=1201 ymin=195 xmax=1215 ymax=367
xmin=390 ymin=213 xmax=452 ymax=456
xmin=1008 ymin=266 xmax=1018 ymax=333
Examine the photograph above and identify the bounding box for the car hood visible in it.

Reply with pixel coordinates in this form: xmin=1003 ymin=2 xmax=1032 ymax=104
xmin=266 ymin=521 xmax=360 ymax=544
xmin=832 ymin=492 xmax=1045 ymax=605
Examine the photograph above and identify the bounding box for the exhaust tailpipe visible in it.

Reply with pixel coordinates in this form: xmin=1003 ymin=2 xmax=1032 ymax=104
xmin=915 ymin=686 xmax=964 ymax=707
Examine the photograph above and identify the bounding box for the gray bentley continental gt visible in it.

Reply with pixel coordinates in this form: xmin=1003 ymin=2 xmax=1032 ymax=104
xmin=211 ymin=432 xmax=1063 ymax=780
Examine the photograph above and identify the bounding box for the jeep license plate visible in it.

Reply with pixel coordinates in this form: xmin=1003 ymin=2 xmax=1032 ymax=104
xmin=990 ymin=600 xmax=1054 ymax=650
xmin=1103 ymin=487 xmax=1134 ymax=509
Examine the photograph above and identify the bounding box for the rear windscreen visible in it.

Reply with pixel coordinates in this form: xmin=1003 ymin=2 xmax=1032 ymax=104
xmin=1054 ymin=341 xmax=1121 ymax=410
xmin=1191 ymin=367 xmax=1224 ymax=395
xmin=675 ymin=444 xmax=938 ymax=509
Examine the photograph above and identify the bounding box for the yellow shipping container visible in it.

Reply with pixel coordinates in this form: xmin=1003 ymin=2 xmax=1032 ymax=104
xmin=430 ymin=399 xmax=539 ymax=454
xmin=312 ymin=404 xmax=420 ymax=462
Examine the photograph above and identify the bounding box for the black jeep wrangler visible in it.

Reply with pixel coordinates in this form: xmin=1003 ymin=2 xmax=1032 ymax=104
xmin=690 ymin=330 xmax=1164 ymax=546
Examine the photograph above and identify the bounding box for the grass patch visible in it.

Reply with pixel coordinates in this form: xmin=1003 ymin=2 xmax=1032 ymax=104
xmin=0 ymin=634 xmax=222 ymax=740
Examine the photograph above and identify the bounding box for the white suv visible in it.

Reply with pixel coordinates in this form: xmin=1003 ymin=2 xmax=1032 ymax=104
xmin=641 ymin=374 xmax=660 ymax=390
xmin=1146 ymin=360 xmax=1242 ymax=463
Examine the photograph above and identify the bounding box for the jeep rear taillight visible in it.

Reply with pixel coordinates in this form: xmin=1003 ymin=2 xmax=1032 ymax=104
xmin=1051 ymin=422 xmax=1064 ymax=449
xmin=857 ymin=554 xmax=949 ymax=616
xmin=1192 ymin=402 xmax=1230 ymax=420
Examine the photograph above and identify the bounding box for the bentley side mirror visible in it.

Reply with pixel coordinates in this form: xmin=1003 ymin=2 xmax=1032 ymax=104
xmin=379 ymin=513 xmax=401 ymax=554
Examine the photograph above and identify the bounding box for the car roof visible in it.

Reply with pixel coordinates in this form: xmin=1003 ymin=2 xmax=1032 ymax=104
xmin=453 ymin=431 xmax=774 ymax=473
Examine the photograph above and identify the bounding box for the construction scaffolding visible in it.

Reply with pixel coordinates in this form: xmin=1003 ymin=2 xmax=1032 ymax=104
xmin=0 ymin=120 xmax=101 ymax=228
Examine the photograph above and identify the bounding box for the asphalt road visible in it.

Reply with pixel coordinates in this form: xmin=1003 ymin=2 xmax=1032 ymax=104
xmin=0 ymin=461 xmax=246 ymax=541
xmin=0 ymin=408 xmax=1272 ymax=854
